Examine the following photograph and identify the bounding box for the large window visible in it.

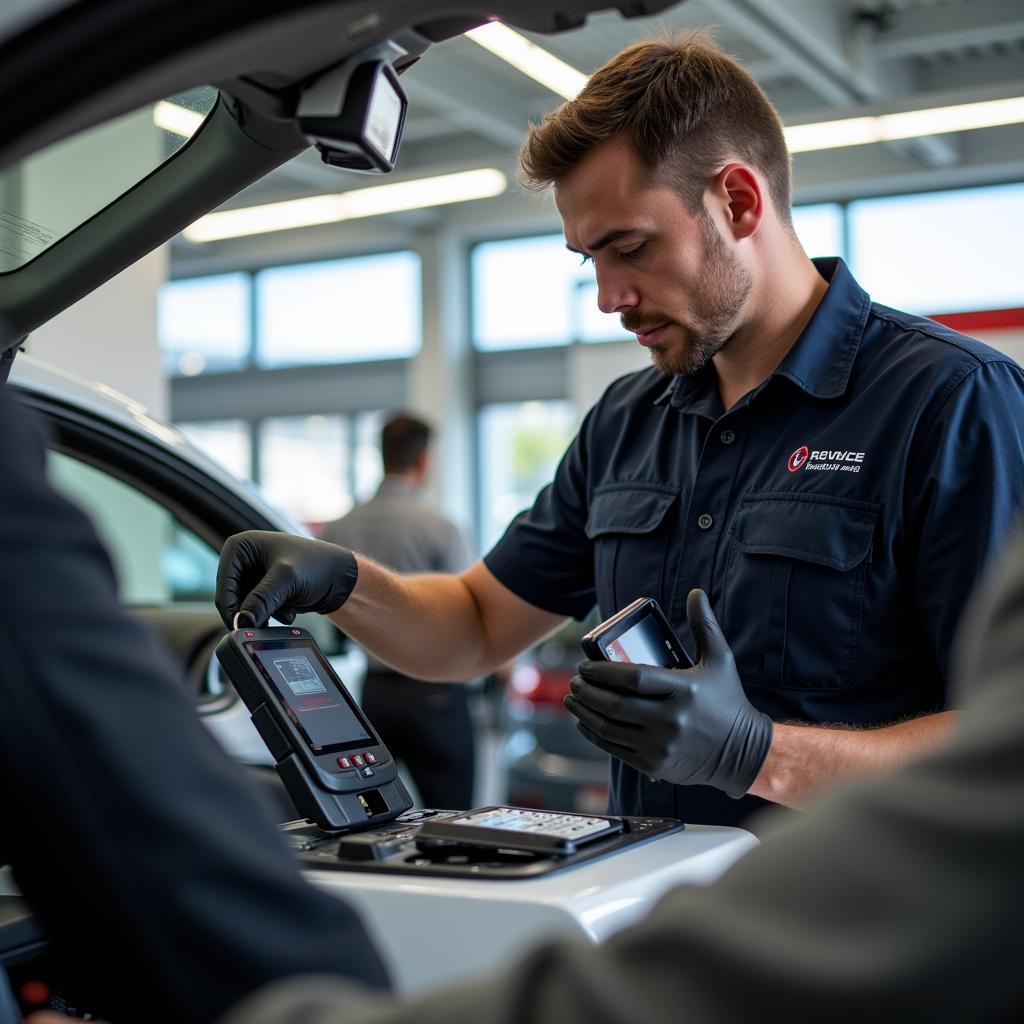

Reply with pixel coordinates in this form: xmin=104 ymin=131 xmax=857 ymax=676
xmin=170 ymin=183 xmax=1024 ymax=564
xmin=792 ymin=203 xmax=844 ymax=260
xmin=471 ymin=212 xmax=846 ymax=353
xmin=158 ymin=272 xmax=251 ymax=376
xmin=256 ymin=251 xmax=421 ymax=367
xmin=259 ymin=415 xmax=352 ymax=526
xmin=160 ymin=250 xmax=421 ymax=375
xmin=848 ymin=184 xmax=1024 ymax=315
xmin=478 ymin=400 xmax=577 ymax=553
xmin=178 ymin=419 xmax=253 ymax=480
xmin=174 ymin=412 xmax=385 ymax=527
xmin=472 ymin=235 xmax=628 ymax=351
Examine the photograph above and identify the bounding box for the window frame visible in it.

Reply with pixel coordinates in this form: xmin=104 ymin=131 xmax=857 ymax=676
xmin=163 ymin=246 xmax=424 ymax=378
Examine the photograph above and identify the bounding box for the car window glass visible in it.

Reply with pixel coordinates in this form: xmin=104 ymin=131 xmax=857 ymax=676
xmin=47 ymin=451 xmax=218 ymax=605
xmin=0 ymin=86 xmax=217 ymax=274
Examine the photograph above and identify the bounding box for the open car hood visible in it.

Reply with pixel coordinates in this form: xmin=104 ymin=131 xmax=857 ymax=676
xmin=0 ymin=0 xmax=679 ymax=356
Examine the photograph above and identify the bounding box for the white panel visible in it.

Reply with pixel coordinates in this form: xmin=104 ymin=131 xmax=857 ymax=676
xmin=28 ymin=246 xmax=168 ymax=417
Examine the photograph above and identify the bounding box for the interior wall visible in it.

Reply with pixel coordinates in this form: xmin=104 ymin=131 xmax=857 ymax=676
xmin=27 ymin=247 xmax=169 ymax=418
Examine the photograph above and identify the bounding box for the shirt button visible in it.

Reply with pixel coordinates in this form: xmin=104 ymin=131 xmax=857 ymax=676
xmin=720 ymin=429 xmax=736 ymax=445
xmin=697 ymin=513 xmax=714 ymax=530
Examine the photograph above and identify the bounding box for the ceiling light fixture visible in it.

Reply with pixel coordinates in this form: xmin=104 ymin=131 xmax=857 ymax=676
xmin=465 ymin=21 xmax=588 ymax=100
xmin=786 ymin=95 xmax=1024 ymax=153
xmin=183 ymin=167 xmax=508 ymax=242
xmin=153 ymin=100 xmax=204 ymax=137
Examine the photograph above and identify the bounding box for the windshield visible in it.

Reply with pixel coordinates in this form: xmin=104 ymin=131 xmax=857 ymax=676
xmin=0 ymin=86 xmax=217 ymax=274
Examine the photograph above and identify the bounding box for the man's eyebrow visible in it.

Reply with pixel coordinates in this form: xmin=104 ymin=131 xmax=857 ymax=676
xmin=565 ymin=228 xmax=638 ymax=255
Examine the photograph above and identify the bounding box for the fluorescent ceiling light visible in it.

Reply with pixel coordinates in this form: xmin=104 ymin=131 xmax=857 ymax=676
xmin=184 ymin=168 xmax=508 ymax=242
xmin=879 ymin=96 xmax=1024 ymax=140
xmin=786 ymin=95 xmax=1024 ymax=153
xmin=466 ymin=22 xmax=588 ymax=100
xmin=784 ymin=117 xmax=881 ymax=153
xmin=153 ymin=100 xmax=204 ymax=137
xmin=463 ymin=22 xmax=1023 ymax=152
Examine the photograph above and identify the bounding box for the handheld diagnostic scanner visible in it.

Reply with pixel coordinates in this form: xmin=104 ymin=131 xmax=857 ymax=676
xmin=581 ymin=597 xmax=691 ymax=668
xmin=215 ymin=627 xmax=411 ymax=832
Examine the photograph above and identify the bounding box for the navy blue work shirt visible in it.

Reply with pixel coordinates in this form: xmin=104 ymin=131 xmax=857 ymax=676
xmin=484 ymin=258 xmax=1024 ymax=827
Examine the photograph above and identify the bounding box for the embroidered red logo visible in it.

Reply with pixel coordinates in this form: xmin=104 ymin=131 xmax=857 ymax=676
xmin=787 ymin=445 xmax=809 ymax=472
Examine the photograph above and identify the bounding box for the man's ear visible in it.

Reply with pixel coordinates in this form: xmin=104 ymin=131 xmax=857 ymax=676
xmin=708 ymin=163 xmax=763 ymax=241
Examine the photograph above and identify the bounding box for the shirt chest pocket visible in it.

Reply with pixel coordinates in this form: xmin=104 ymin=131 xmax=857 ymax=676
xmin=585 ymin=485 xmax=679 ymax=618
xmin=723 ymin=494 xmax=879 ymax=691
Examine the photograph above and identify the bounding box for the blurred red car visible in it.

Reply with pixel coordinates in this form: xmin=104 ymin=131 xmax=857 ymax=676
xmin=502 ymin=623 xmax=609 ymax=814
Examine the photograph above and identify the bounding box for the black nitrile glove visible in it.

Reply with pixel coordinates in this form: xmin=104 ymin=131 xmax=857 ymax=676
xmin=216 ymin=531 xmax=359 ymax=629
xmin=564 ymin=589 xmax=773 ymax=799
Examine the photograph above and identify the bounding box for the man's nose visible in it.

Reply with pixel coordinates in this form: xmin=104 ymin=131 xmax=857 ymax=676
xmin=595 ymin=267 xmax=639 ymax=315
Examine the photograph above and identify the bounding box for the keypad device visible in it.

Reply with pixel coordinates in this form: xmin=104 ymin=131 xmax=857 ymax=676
xmin=415 ymin=805 xmax=625 ymax=855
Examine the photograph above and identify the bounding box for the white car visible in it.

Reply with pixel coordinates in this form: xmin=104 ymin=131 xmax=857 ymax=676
xmin=11 ymin=354 xmax=368 ymax=786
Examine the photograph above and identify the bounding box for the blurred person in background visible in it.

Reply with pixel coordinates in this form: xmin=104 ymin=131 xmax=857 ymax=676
xmin=319 ymin=413 xmax=475 ymax=809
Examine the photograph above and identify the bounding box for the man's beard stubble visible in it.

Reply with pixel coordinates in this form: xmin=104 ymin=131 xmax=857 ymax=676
xmin=622 ymin=217 xmax=753 ymax=377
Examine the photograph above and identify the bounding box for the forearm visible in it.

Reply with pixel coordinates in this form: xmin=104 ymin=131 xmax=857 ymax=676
xmin=747 ymin=710 xmax=957 ymax=808
xmin=331 ymin=556 xmax=567 ymax=682
xmin=329 ymin=557 xmax=490 ymax=680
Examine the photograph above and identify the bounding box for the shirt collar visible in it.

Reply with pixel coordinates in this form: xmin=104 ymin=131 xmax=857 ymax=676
xmin=655 ymin=361 xmax=721 ymax=418
xmin=769 ymin=257 xmax=870 ymax=400
xmin=655 ymin=257 xmax=870 ymax=412
xmin=375 ymin=475 xmax=421 ymax=499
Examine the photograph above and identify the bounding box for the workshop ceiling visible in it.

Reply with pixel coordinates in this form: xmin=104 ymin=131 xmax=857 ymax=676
xmin=179 ymin=0 xmax=1024 ymax=263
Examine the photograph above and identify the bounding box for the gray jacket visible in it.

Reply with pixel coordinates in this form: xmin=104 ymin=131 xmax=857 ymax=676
xmin=320 ymin=477 xmax=470 ymax=672
xmin=320 ymin=477 xmax=470 ymax=578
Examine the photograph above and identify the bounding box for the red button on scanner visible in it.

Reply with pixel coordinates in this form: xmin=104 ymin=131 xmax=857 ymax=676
xmin=291 ymin=628 xmax=301 ymax=635
xmin=337 ymin=757 xmax=351 ymax=769
xmin=364 ymin=753 xmax=376 ymax=764
xmin=352 ymin=754 xmax=365 ymax=767
xmin=244 ymin=631 xmax=255 ymax=638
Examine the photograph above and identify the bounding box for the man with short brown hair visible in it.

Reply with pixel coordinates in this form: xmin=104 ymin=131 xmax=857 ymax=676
xmin=520 ymin=30 xmax=794 ymax=229
xmin=218 ymin=31 xmax=1024 ymax=829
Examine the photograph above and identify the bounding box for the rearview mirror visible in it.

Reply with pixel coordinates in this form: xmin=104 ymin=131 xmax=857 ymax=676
xmin=298 ymin=50 xmax=408 ymax=173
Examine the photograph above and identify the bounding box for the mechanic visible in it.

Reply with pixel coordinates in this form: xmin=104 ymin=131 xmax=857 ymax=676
xmin=216 ymin=31 xmax=1024 ymax=829
xmin=319 ymin=413 xmax=475 ymax=809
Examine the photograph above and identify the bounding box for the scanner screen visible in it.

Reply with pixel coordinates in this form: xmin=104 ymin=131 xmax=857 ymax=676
xmin=603 ymin=614 xmax=680 ymax=667
xmin=248 ymin=642 xmax=371 ymax=753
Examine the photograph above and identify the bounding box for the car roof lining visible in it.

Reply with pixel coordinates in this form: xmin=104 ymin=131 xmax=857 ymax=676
xmin=0 ymin=97 xmax=308 ymax=344
xmin=0 ymin=0 xmax=679 ymax=351
xmin=0 ymin=0 xmax=680 ymax=168
xmin=0 ymin=2 xmax=436 ymax=171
